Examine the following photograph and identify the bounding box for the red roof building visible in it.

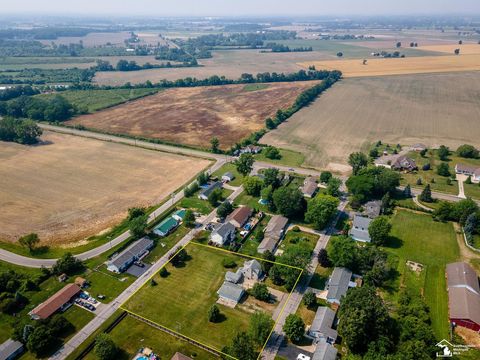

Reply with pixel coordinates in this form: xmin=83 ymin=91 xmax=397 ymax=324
xmin=29 ymin=283 xmax=81 ymax=320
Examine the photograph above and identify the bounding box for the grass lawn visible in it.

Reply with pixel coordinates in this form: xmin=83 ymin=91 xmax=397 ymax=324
xmin=464 ymin=183 xmax=480 ymax=200
xmin=63 ymin=305 xmax=95 ymax=338
xmin=254 ymin=148 xmax=305 ymax=168
xmin=85 ymin=270 xmax=134 ymax=303
xmin=243 ymin=83 xmax=270 ymax=92
xmin=239 ymin=215 xmax=271 ymax=257
xmin=233 ymin=192 xmax=270 ymax=213
xmin=40 ymin=88 xmax=158 ymax=113
xmin=123 ymin=243 xmax=270 ymax=351
xmin=145 ymin=226 xmax=191 ymax=263
xmin=211 ymin=163 xmax=245 ymax=187
xmin=278 ymin=230 xmax=319 ymax=254
xmin=384 ymin=210 xmax=460 ymax=339
xmin=309 ymin=265 xmax=333 ymax=290
xmin=84 ymin=315 xmax=215 ymax=360
xmin=180 ymin=189 xmax=232 ymax=215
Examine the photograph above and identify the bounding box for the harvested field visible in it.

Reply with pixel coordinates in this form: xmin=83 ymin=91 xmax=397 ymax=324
xmin=417 ymin=43 xmax=480 ymax=55
xmin=0 ymin=132 xmax=210 ymax=244
xmin=93 ymin=49 xmax=327 ymax=85
xmin=298 ymin=54 xmax=480 ymax=77
xmin=68 ymin=82 xmax=316 ymax=149
xmin=261 ymin=72 xmax=480 ymax=171
xmin=39 ymin=31 xmax=132 ymax=47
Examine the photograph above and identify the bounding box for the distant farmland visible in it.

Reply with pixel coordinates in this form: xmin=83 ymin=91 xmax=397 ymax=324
xmin=0 ymin=132 xmax=210 ymax=244
xmin=68 ymin=82 xmax=316 ymax=149
xmin=261 ymin=72 xmax=480 ymax=171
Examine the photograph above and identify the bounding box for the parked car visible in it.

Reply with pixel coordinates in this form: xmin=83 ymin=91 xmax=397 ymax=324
xmin=98 ymin=294 xmax=106 ymax=300
xmin=297 ymin=355 xmax=310 ymax=360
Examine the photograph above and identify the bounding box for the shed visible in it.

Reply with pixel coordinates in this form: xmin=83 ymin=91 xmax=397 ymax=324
xmin=222 ymin=172 xmax=236 ymax=182
xmin=74 ymin=277 xmax=88 ymax=288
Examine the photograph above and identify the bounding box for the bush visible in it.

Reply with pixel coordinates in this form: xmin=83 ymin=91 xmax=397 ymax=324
xmin=283 ymin=314 xmax=305 ymax=343
xmin=159 ymin=267 xmax=169 ymax=278
xmin=264 ymin=146 xmax=281 ymax=160
xmin=422 ymin=163 xmax=431 ymax=171
xmin=457 ymin=144 xmax=479 ymax=159
xmin=208 ymin=304 xmax=220 ymax=323
xmin=291 ymin=226 xmax=300 ymax=232
xmin=94 ymin=334 xmax=119 ymax=360
xmin=437 ymin=162 xmax=450 ymax=177
xmin=251 ymin=283 xmax=270 ymax=302
xmin=320 ymin=171 xmax=333 ymax=184
xmin=222 ymin=258 xmax=237 ymax=268
xmin=303 ymin=291 xmax=316 ymax=308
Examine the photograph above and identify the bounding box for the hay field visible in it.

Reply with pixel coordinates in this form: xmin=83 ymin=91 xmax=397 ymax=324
xmin=68 ymin=82 xmax=315 ymax=149
xmin=0 ymin=132 xmax=210 ymax=244
xmin=93 ymin=49 xmax=327 ymax=85
xmin=261 ymin=72 xmax=480 ymax=171
xmin=298 ymin=54 xmax=480 ymax=77
xmin=417 ymin=43 xmax=480 ymax=55
xmin=39 ymin=31 xmax=132 ymax=46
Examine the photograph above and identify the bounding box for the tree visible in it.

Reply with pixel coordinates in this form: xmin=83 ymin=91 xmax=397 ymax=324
xmin=208 ymin=188 xmax=223 ymax=206
xmin=235 ymin=153 xmax=254 ymax=176
xmin=208 ymin=304 xmax=220 ymax=322
xmin=251 ymin=283 xmax=270 ymax=301
xmin=262 ymin=250 xmax=276 ymax=273
xmin=329 ymin=236 xmax=357 ymax=270
xmin=368 ymin=216 xmax=392 ymax=246
xmin=197 ymin=172 xmax=209 ymax=186
xmin=227 ymin=332 xmax=256 ymax=360
xmin=129 ymin=214 xmax=148 ymax=238
xmin=249 ymin=311 xmax=274 ymax=346
xmin=396 ymin=41 xmax=402 ymax=48
xmin=454 ymin=48 xmax=460 ymax=55
xmin=318 ymin=248 xmax=331 ymax=267
xmin=348 ymin=152 xmax=368 ymax=175
xmin=217 ymin=201 xmax=233 ymax=219
xmin=265 ymin=117 xmax=276 ymax=129
xmin=260 ymin=185 xmax=274 ymax=207
xmin=128 ymin=207 xmax=146 ymax=220
xmin=244 ymin=176 xmax=263 ymax=196
xmin=264 ymin=146 xmax=281 ymax=160
xmin=26 ymin=325 xmax=57 ymax=357
xmin=184 ymin=210 xmax=196 ymax=228
xmin=438 ymin=145 xmax=450 ymax=161
xmin=346 ymin=167 xmax=400 ymax=203
xmin=263 ymin=168 xmax=280 ymax=188
xmin=404 ymin=184 xmax=412 ymax=198
xmin=159 ymin=267 xmax=169 ymax=278
xmin=320 ymin=171 xmax=333 ymax=184
xmin=303 ymin=291 xmax=316 ymax=308
xmin=437 ymin=162 xmax=450 ymax=177
xmin=273 ymin=187 xmax=305 ymax=218
xmin=457 ymin=144 xmax=479 ymax=159
xmin=283 ymin=314 xmax=305 ymax=343
xmin=453 ymin=198 xmax=479 ymax=225
xmin=419 ymin=184 xmax=433 ymax=203
xmin=337 ymin=52 xmax=343 ymax=57
xmin=18 ymin=233 xmax=39 ymax=252
xmin=326 ymin=177 xmax=342 ymax=197
xmin=305 ymin=195 xmax=339 ymax=230
xmin=369 ymin=148 xmax=379 ymax=158
xmin=210 ymin=137 xmax=220 ymax=153
xmin=94 ymin=334 xmax=119 ymax=360
xmin=52 ymin=253 xmax=84 ymax=275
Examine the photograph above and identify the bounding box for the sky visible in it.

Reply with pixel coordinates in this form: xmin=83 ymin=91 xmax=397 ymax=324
xmin=5 ymin=0 xmax=480 ymax=17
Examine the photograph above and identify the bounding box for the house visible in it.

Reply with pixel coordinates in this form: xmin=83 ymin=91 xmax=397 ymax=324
xmin=308 ymin=306 xmax=338 ymax=343
xmin=412 ymin=143 xmax=427 ymax=152
xmin=364 ymin=200 xmax=382 ymax=219
xmin=300 ymin=177 xmax=318 ymax=198
xmin=210 ymin=222 xmax=236 ymax=246
xmin=0 ymin=339 xmax=24 ymax=360
xmin=240 ymin=145 xmax=262 ymax=154
xmin=217 ymin=281 xmax=245 ymax=306
xmin=446 ymin=262 xmax=480 ymax=331
xmin=375 ymin=154 xmax=417 ymax=172
xmin=107 ymin=237 xmax=154 ymax=273
xmin=257 ymin=215 xmax=289 ymax=254
xmin=171 ymin=352 xmax=193 ymax=360
xmin=74 ymin=277 xmax=88 ymax=288
xmin=172 ymin=209 xmax=186 ymax=222
xmin=455 ymin=164 xmax=480 ymax=183
xmin=222 ymin=172 xmax=235 ymax=183
xmin=312 ymin=338 xmax=338 ymax=360
xmin=153 ymin=216 xmax=179 ymax=237
xmin=199 ymin=182 xmax=222 ymax=200
xmin=225 ymin=270 xmax=243 ymax=284
xmin=326 ymin=267 xmax=354 ymax=305
xmin=29 ymin=283 xmax=81 ymax=320
xmin=241 ymin=259 xmax=263 ymax=281
xmin=349 ymin=215 xmax=372 ymax=242
xmin=227 ymin=206 xmax=253 ymax=228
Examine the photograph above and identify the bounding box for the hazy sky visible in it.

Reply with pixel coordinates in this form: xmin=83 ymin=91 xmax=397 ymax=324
xmin=6 ymin=0 xmax=480 ymax=16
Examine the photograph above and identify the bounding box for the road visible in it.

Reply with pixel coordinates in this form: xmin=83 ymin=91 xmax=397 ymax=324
xmin=49 ymin=185 xmax=244 ymax=360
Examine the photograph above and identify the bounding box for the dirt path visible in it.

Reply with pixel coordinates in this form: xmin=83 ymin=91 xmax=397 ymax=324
xmin=453 ymin=223 xmax=480 ymax=262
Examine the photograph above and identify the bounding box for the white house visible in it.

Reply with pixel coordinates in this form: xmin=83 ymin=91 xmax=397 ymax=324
xmin=210 ymin=222 xmax=236 ymax=246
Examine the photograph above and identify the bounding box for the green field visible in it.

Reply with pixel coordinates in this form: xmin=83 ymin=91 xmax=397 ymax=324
xmin=384 ymin=210 xmax=460 ymax=339
xmin=239 ymin=215 xmax=271 ymax=256
xmin=85 ymin=270 xmax=134 ymax=303
xmin=254 ymin=148 xmax=305 ymax=168
xmin=464 ymin=183 xmax=480 ymax=200
xmin=243 ymin=83 xmax=270 ymax=92
xmin=278 ymin=230 xmax=319 ymax=254
xmin=211 ymin=163 xmax=245 ymax=187
xmin=40 ymin=88 xmax=158 ymax=113
xmin=123 ymin=243 xmax=274 ymax=351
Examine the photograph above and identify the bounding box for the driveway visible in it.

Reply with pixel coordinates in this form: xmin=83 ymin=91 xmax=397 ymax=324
xmin=456 ymin=174 xmax=468 ymax=199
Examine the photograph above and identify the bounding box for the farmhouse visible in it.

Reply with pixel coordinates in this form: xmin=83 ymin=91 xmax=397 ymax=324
xmin=375 ymin=154 xmax=417 ymax=172
xmin=241 ymin=259 xmax=263 ymax=281
xmin=210 ymin=222 xmax=236 ymax=246
xmin=227 ymin=206 xmax=253 ymax=228
xmin=308 ymin=306 xmax=338 ymax=343
xmin=199 ymin=182 xmax=223 ymax=200
xmin=455 ymin=164 xmax=480 ymax=183
xmin=349 ymin=215 xmax=372 ymax=242
xmin=326 ymin=267 xmax=355 ymax=305
xmin=0 ymin=339 xmax=24 ymax=360
xmin=217 ymin=281 xmax=245 ymax=306
xmin=257 ymin=215 xmax=289 ymax=254
xmin=446 ymin=262 xmax=480 ymax=331
xmin=222 ymin=172 xmax=235 ymax=183
xmin=300 ymin=177 xmax=319 ymax=198
xmin=107 ymin=237 xmax=154 ymax=273
xmin=364 ymin=200 xmax=382 ymax=219
xmin=29 ymin=283 xmax=81 ymax=320
xmin=312 ymin=338 xmax=338 ymax=360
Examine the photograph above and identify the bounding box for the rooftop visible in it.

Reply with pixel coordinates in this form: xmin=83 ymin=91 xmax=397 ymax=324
xmin=312 ymin=338 xmax=338 ymax=360
xmin=108 ymin=237 xmax=154 ymax=268
xmin=213 ymin=222 xmax=236 ymax=238
xmin=448 ymin=287 xmax=480 ymax=326
xmin=0 ymin=339 xmax=23 ymax=359
xmin=310 ymin=306 xmax=338 ymax=341
xmin=217 ymin=281 xmax=244 ymax=303
xmin=327 ymin=267 xmax=352 ymax=303
xmin=227 ymin=206 xmax=253 ymax=226
xmin=264 ymin=215 xmax=289 ymax=238
xmin=30 ymin=283 xmax=81 ymax=319
xmin=446 ymin=262 xmax=480 ymax=295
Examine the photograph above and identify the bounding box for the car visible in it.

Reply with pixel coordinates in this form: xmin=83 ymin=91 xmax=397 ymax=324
xmin=84 ymin=303 xmax=95 ymax=311
xmin=97 ymin=294 xmax=106 ymax=300
xmin=79 ymin=293 xmax=88 ymax=300
xmin=289 ymin=168 xmax=296 ymax=172
xmin=134 ymin=261 xmax=145 ymax=268
xmin=297 ymin=355 xmax=311 ymax=360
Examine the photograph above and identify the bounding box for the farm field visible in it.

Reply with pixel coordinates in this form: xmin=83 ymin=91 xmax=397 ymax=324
xmin=0 ymin=131 xmax=210 ymax=244
xmin=417 ymin=43 xmax=480 ymax=55
xmin=122 ymin=243 xmax=294 ymax=352
xmin=261 ymin=72 xmax=480 ymax=170
xmin=298 ymin=54 xmax=480 ymax=77
xmin=38 ymin=31 xmax=132 ymax=46
xmin=384 ymin=210 xmax=460 ymax=339
xmin=67 ymin=82 xmax=316 ymax=149
xmin=40 ymin=88 xmax=159 ymax=112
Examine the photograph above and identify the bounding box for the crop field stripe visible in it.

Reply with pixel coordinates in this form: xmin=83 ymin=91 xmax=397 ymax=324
xmin=119 ymin=241 xmax=303 ymax=360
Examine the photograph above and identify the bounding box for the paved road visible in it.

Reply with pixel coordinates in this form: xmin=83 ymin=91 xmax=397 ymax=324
xmin=262 ymin=198 xmax=348 ymax=360
xmin=401 ymin=186 xmax=479 ymax=205
xmin=49 ymin=186 xmax=244 ymax=360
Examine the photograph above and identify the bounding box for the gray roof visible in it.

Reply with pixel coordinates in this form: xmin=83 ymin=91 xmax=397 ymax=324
xmin=446 ymin=262 xmax=480 ymax=295
xmin=310 ymin=307 xmax=338 ymax=341
xmin=217 ymin=281 xmax=245 ymax=302
xmin=364 ymin=200 xmax=382 ymax=219
xmin=327 ymin=267 xmax=352 ymax=303
xmin=350 ymin=215 xmax=372 ymax=242
xmin=200 ymin=182 xmax=222 ymax=198
xmin=264 ymin=215 xmax=289 ymax=239
xmin=213 ymin=222 xmax=236 ymax=238
xmin=257 ymin=236 xmax=278 ymax=254
xmin=244 ymin=259 xmax=262 ymax=273
xmin=223 ymin=172 xmax=235 ymax=179
xmin=225 ymin=270 xmax=243 ymax=284
xmin=0 ymin=339 xmax=24 ymax=360
xmin=108 ymin=237 xmax=153 ymax=269
xmin=312 ymin=338 xmax=338 ymax=360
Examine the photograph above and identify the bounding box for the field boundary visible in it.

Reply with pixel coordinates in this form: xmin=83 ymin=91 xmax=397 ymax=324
xmin=119 ymin=242 xmax=303 ymax=360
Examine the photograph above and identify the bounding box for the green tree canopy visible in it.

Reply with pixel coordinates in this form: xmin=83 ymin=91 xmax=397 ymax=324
xmin=235 ymin=153 xmax=255 ymax=176
xmin=305 ymin=195 xmax=339 ymax=230
xmin=94 ymin=333 xmax=119 ymax=360
xmin=368 ymin=216 xmax=392 ymax=246
xmin=348 ymin=152 xmax=368 ymax=175
xmin=244 ymin=176 xmax=264 ymax=196
xmin=283 ymin=314 xmax=305 ymax=343
xmin=272 ymin=186 xmax=305 ymax=218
